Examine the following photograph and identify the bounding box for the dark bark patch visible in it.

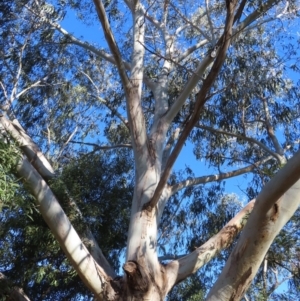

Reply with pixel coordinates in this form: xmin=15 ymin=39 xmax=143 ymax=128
xmin=123 ymin=261 xmax=150 ymax=293
xmin=270 ymin=203 xmax=279 ymax=221
xmin=102 ymin=276 xmax=123 ymax=301
xmin=229 ymin=267 xmax=252 ymax=301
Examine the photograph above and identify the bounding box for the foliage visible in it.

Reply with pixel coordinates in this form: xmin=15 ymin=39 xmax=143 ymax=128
xmin=0 ymin=0 xmax=300 ymax=299
xmin=0 ymin=151 xmax=133 ymax=299
xmin=0 ymin=140 xmax=20 ymax=211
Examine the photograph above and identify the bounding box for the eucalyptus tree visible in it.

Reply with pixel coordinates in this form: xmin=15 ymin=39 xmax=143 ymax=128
xmin=1 ymin=0 xmax=300 ymax=300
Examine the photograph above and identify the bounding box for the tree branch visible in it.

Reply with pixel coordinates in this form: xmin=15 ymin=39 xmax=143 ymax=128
xmin=206 ymin=149 xmax=300 ymax=300
xmin=0 ymin=114 xmax=116 ymax=278
xmin=165 ymin=200 xmax=255 ymax=290
xmin=205 ymin=0 xmax=217 ymax=44
xmin=169 ymin=2 xmax=214 ymax=43
xmin=68 ymin=140 xmax=132 ymax=150
xmin=197 ymin=124 xmax=283 ymax=162
xmin=16 ymin=155 xmax=115 ymax=300
xmin=92 ymin=0 xmax=131 ymax=93
xmin=176 ymin=39 xmax=209 ymax=64
xmin=147 ymin=0 xmax=239 ymax=210
xmin=93 ymin=0 xmax=149 ymax=166
xmin=0 ymin=114 xmax=55 ymax=179
xmin=261 ymin=96 xmax=285 ymax=157
xmin=165 ymin=0 xmax=279 ymax=126
xmin=170 ymin=155 xmax=273 ymax=195
xmin=161 ymin=128 xmax=180 ymax=172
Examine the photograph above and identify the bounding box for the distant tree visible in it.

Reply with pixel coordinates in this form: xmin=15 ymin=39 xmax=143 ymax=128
xmin=1 ymin=0 xmax=300 ymax=300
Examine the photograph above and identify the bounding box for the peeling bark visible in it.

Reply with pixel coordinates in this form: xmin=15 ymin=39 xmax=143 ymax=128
xmin=206 ymin=152 xmax=300 ymax=300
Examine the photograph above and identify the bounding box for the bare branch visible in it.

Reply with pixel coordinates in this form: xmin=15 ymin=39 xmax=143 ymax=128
xmin=0 ymin=81 xmax=8 ymax=102
xmin=171 ymin=156 xmax=273 ymax=195
xmin=25 ymin=4 xmax=123 ymax=68
xmin=56 ymin=125 xmax=78 ymax=160
xmin=0 ymin=114 xmax=116 ymax=278
xmin=158 ymin=254 xmax=186 ymax=261
xmin=147 ymin=0 xmax=239 ymax=210
xmin=0 ymin=114 xmax=55 ymax=179
xmin=235 ymin=0 xmax=280 ymax=34
xmin=207 ymin=150 xmax=300 ymax=300
xmin=261 ymin=96 xmax=285 ymax=157
xmin=165 ymin=200 xmax=255 ymax=290
xmin=176 ymin=39 xmax=209 ymax=64
xmin=205 ymin=0 xmax=217 ymax=44
xmin=81 ymin=70 xmax=129 ymax=129
xmin=68 ymin=140 xmax=132 ymax=150
xmin=16 ymin=156 xmax=115 ymax=299
xmin=197 ymin=124 xmax=283 ymax=162
xmin=92 ymin=0 xmax=131 ymax=92
xmin=161 ymin=128 xmax=180 ymax=171
xmin=169 ymin=2 xmax=214 ymax=43
xmin=10 ymin=40 xmax=29 ymax=103
xmin=15 ymin=76 xmax=48 ymax=99
xmin=165 ymin=0 xmax=279 ymax=126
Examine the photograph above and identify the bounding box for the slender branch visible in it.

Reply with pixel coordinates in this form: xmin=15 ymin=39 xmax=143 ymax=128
xmin=68 ymin=140 xmax=132 ymax=150
xmin=235 ymin=0 xmax=280 ymax=34
xmin=158 ymin=254 xmax=186 ymax=261
xmin=0 ymin=114 xmax=116 ymax=278
xmin=15 ymin=76 xmax=48 ymax=99
xmin=94 ymin=95 xmax=130 ymax=129
xmin=205 ymin=0 xmax=216 ymax=44
xmin=0 ymin=81 xmax=8 ymax=102
xmin=197 ymin=124 xmax=283 ymax=161
xmin=261 ymin=96 xmax=284 ymax=157
xmin=164 ymin=53 xmax=214 ymax=124
xmin=26 ymin=4 xmax=122 ymax=67
xmin=81 ymin=69 xmax=129 ymax=129
xmin=170 ymin=155 xmax=274 ymax=195
xmin=166 ymin=0 xmax=279 ymax=126
xmin=92 ymin=0 xmax=131 ymax=93
xmin=147 ymin=0 xmax=239 ymax=210
xmin=16 ymin=156 xmax=114 ymax=299
xmin=56 ymin=126 xmax=78 ymax=160
xmin=169 ymin=2 xmax=214 ymax=43
xmin=161 ymin=128 xmax=180 ymax=172
xmin=26 ymin=4 xmax=156 ymax=91
xmin=165 ymin=200 xmax=255 ymax=289
xmin=136 ymin=0 xmax=162 ymax=31
xmin=10 ymin=41 xmax=28 ymax=103
xmin=176 ymin=39 xmax=209 ymax=64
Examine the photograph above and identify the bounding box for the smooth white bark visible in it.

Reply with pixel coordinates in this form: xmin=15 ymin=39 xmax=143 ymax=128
xmin=0 ymin=114 xmax=115 ymax=277
xmin=0 ymin=114 xmax=54 ymax=179
xmin=165 ymin=200 xmax=255 ymax=292
xmin=206 ymin=151 xmax=300 ymax=300
xmin=16 ymin=156 xmax=110 ymax=300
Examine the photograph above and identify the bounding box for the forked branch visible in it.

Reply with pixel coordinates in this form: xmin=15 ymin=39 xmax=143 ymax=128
xmin=147 ymin=0 xmax=239 ymax=210
xmin=165 ymin=200 xmax=255 ymax=291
